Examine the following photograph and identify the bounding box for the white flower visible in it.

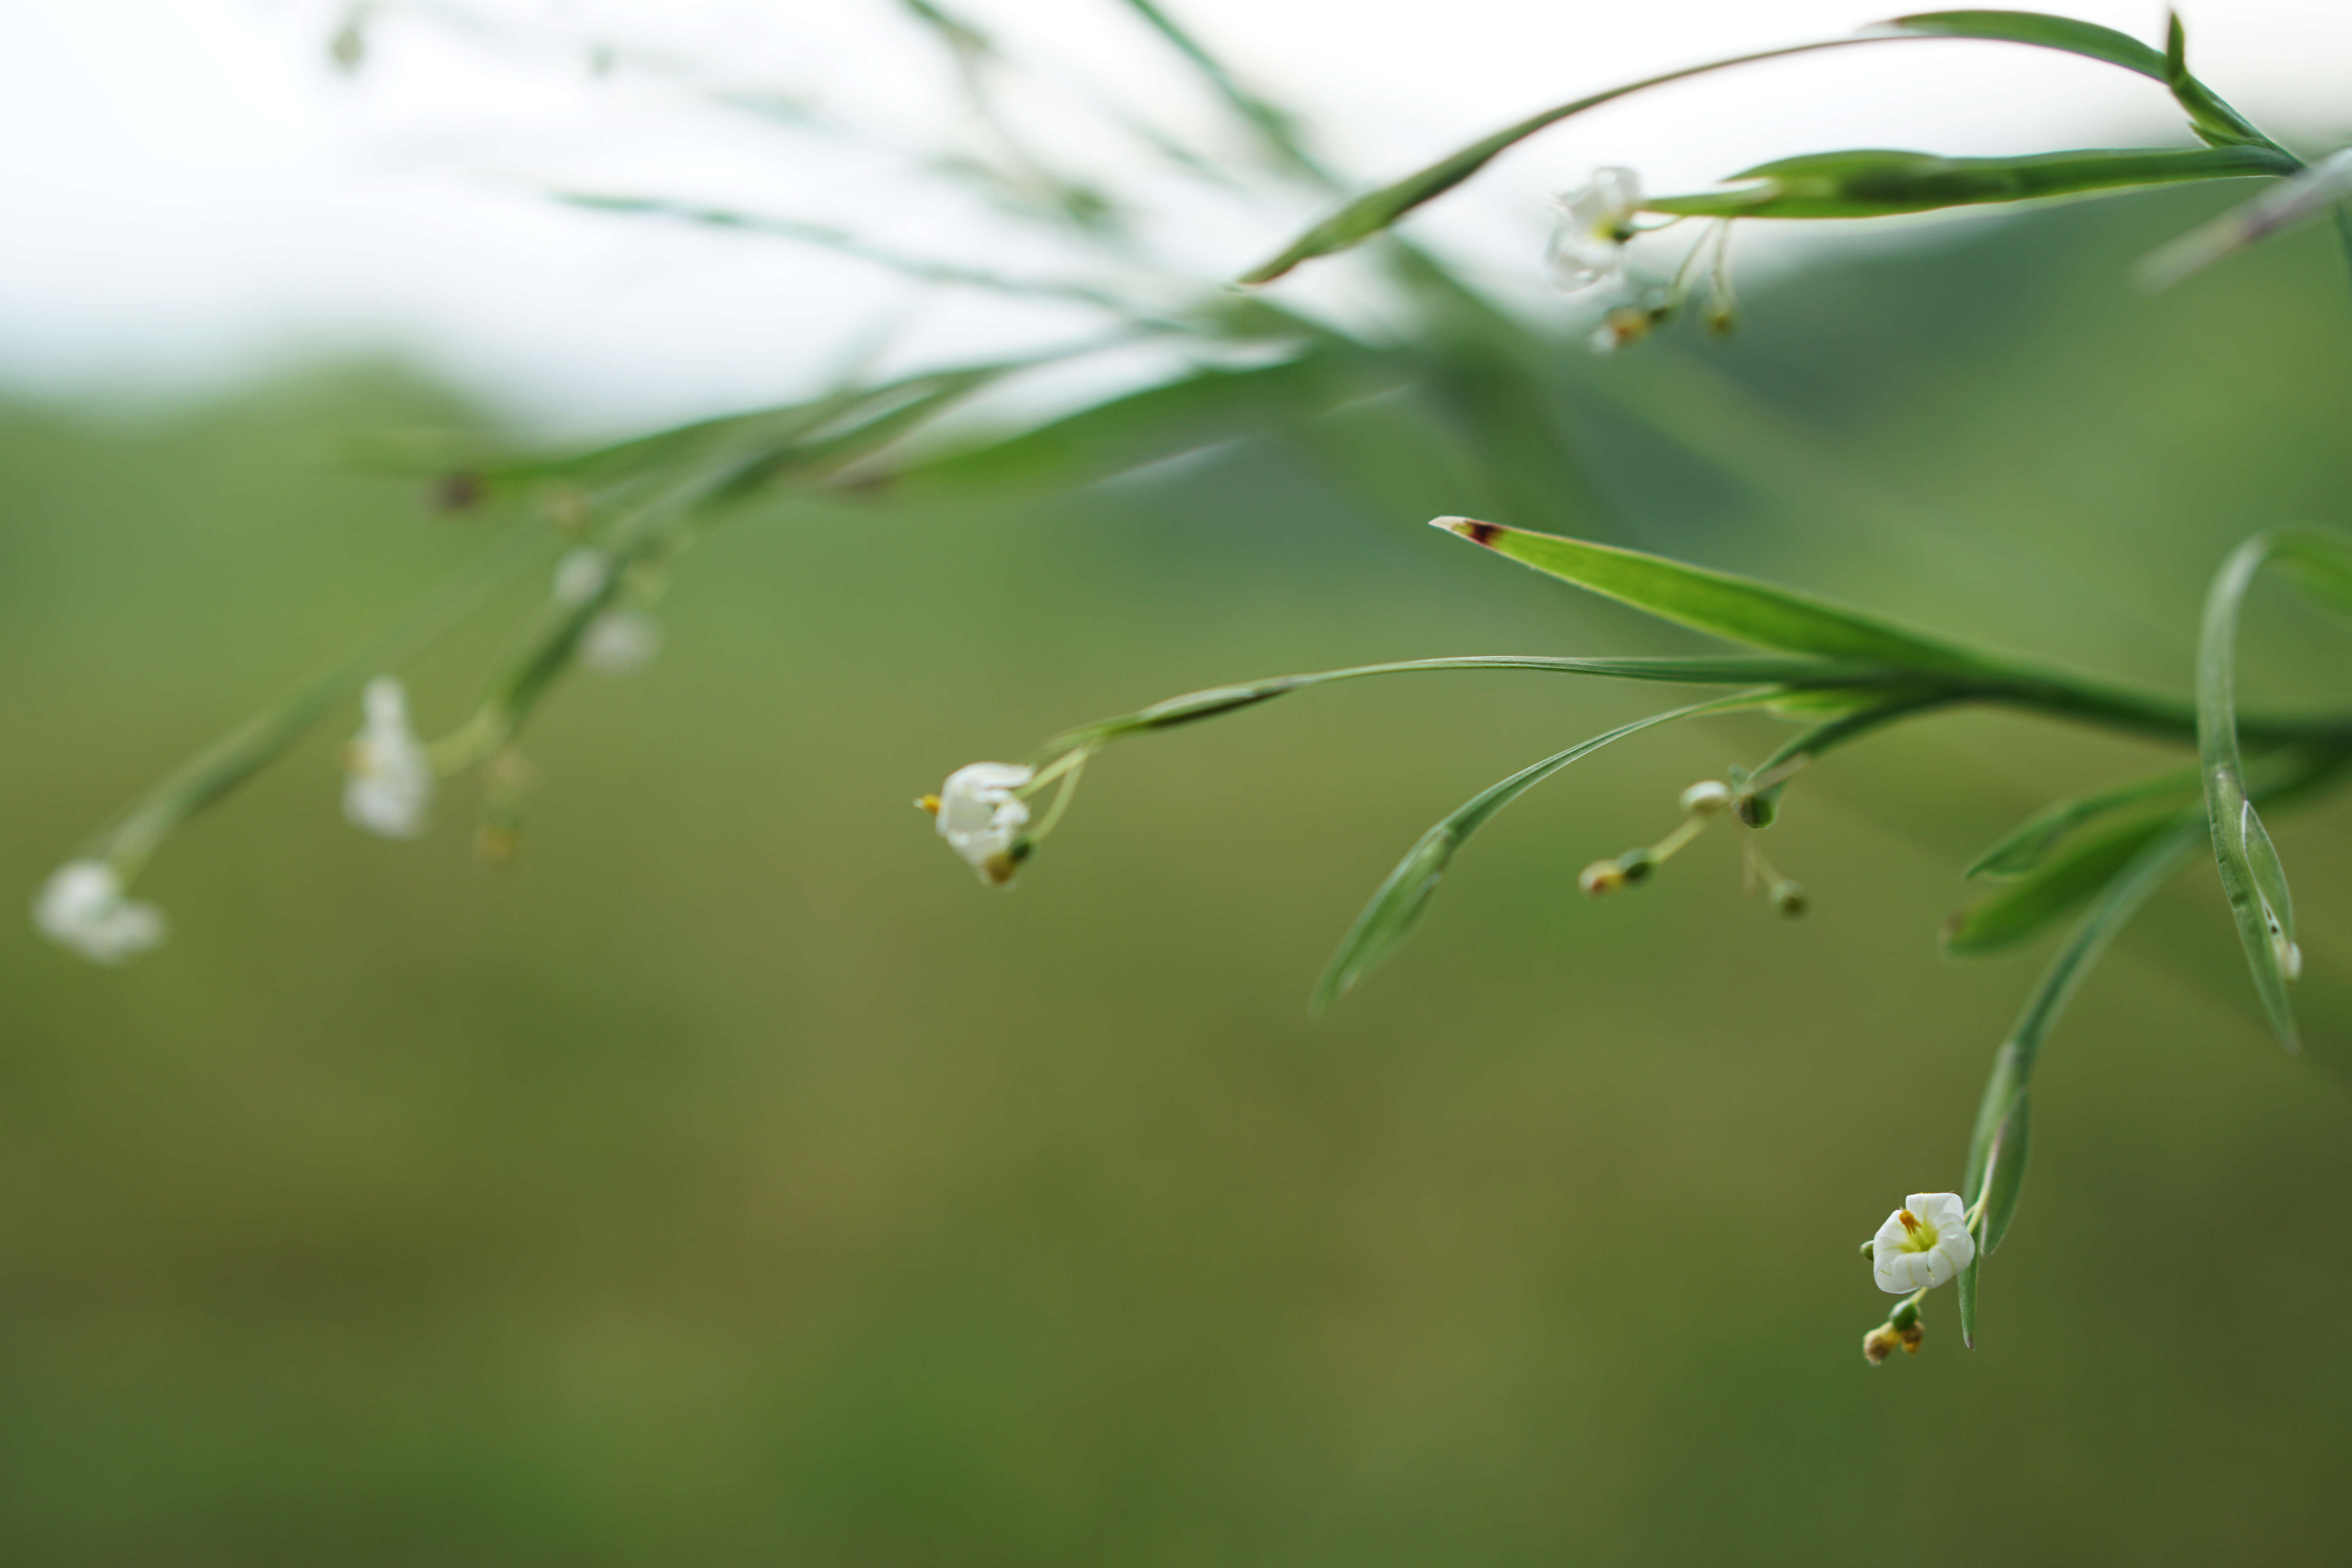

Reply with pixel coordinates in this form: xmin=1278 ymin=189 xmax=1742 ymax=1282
xmin=932 ymin=762 xmax=1034 ymax=885
xmin=1545 ymin=167 xmax=1642 ymax=292
xmin=579 ymin=608 xmax=661 ymax=675
xmin=33 ymin=859 xmax=167 ymax=964
xmin=343 ymin=676 xmax=434 ymax=839
xmin=1871 ymin=1192 xmax=1976 ymax=1293
xmin=552 ymin=547 xmax=611 ymax=609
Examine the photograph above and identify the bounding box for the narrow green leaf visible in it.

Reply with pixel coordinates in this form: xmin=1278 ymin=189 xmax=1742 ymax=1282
xmin=1958 ymin=814 xmax=2207 ymax=1255
xmin=1645 ymin=145 xmax=2289 ymax=221
xmin=1432 ymin=516 xmax=2005 ymax=675
xmin=1942 ymin=813 xmax=2174 ymax=956
xmin=2136 ymin=150 xmax=2352 ymax=291
xmin=2160 ymin=9 xmax=2271 ymax=149
xmin=882 ymin=350 xmax=1398 ymax=494
xmin=1312 ymin=690 xmax=1777 ymax=1012
xmin=1980 ymin=1091 xmax=2031 ymax=1253
xmin=1965 ymin=765 xmax=2204 ymax=878
xmin=1875 ymin=10 xmax=2165 ymax=77
xmin=1045 ymin=656 xmax=1858 ymax=754
xmin=1240 ymin=11 xmax=2202 ymax=282
xmin=1957 ymin=1252 xmax=1979 ymax=1350
xmin=2190 ymin=531 xmax=2352 ymax=1052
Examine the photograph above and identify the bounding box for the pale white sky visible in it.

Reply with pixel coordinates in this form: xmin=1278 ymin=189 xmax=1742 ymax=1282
xmin=3 ymin=0 xmax=2347 ymax=432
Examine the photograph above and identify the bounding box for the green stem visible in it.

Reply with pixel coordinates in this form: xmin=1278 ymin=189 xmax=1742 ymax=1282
xmin=98 ymin=519 xmax=552 ymax=881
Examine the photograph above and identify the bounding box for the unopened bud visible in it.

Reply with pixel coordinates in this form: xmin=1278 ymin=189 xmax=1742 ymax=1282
xmin=1680 ymin=780 xmax=1732 ymax=817
xmin=1587 ymin=305 xmax=1659 ymax=356
xmin=1770 ymin=880 xmax=1808 ymax=918
xmin=1579 ymin=860 xmax=1627 ymax=897
xmin=1862 ymin=1324 xmax=1902 ymax=1365
xmin=1615 ymin=847 xmax=1655 ymax=884
xmin=1738 ymin=792 xmax=1777 ymax=829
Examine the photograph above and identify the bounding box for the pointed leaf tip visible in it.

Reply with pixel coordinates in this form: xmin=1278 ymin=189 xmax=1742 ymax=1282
xmin=1431 ymin=515 xmax=1501 ymax=546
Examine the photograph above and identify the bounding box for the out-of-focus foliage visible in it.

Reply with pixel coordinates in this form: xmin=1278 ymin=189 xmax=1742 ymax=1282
xmin=5 ymin=188 xmax=2352 ymax=1563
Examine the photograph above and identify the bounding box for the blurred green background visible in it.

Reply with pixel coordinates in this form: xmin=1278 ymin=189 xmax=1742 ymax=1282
xmin=5 ymin=187 xmax=2352 ymax=1564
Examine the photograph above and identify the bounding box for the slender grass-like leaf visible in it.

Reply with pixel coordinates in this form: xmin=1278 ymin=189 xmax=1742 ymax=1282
xmin=1957 ymin=1250 xmax=1979 ymax=1349
xmin=1978 ymin=1091 xmax=2031 ymax=1254
xmin=2136 ymin=149 xmax=2352 ymax=291
xmin=1432 ymin=517 xmax=2006 ymax=675
xmin=1873 ymin=10 xmax=2165 ymax=77
xmin=554 ymin=191 xmax=1174 ymax=322
xmin=1957 ymin=813 xmax=2207 ymax=1295
xmin=1043 ymin=655 xmax=1878 ymax=755
xmin=1943 ymin=813 xmax=2173 ymax=956
xmin=1965 ymin=765 xmax=2205 ymax=878
xmin=2160 ymin=10 xmax=2274 ymax=150
xmin=881 ymin=350 xmax=1400 ymax=494
xmin=1312 ymin=690 xmax=1779 ymax=1013
xmin=1645 ymin=144 xmax=2289 ymax=221
xmin=2192 ymin=530 xmax=2352 ymax=1052
xmin=1240 ymin=9 xmax=2243 ymax=283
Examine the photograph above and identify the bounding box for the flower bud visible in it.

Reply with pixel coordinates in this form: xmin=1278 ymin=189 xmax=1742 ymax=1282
xmin=1770 ymin=880 xmax=1808 ymax=918
xmin=1587 ymin=305 xmax=1658 ymax=356
xmin=1680 ymin=780 xmax=1732 ymax=817
xmin=1579 ymin=860 xmax=1626 ymax=897
xmin=1615 ymin=847 xmax=1655 ymax=884
xmin=1738 ymin=792 xmax=1777 ymax=828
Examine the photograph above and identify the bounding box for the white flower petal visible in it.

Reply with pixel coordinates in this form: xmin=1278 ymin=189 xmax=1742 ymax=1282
xmin=33 ymin=859 xmax=169 ymax=964
xmin=343 ymin=677 xmax=434 ymax=839
xmin=579 ymin=608 xmax=661 ymax=675
xmin=936 ymin=762 xmax=1034 ymax=882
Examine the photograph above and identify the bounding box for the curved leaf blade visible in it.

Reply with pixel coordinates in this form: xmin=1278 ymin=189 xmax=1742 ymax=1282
xmin=1240 ymin=11 xmax=2200 ymax=283
xmin=1312 ymin=690 xmax=1775 ymax=1012
xmin=1943 ymin=814 xmax=2173 ymax=956
xmin=1646 ymin=145 xmax=2289 ymax=221
xmin=1431 ymin=516 xmax=2005 ymax=675
xmin=2190 ymin=531 xmax=2352 ymax=1052
xmin=1042 ymin=654 xmax=1876 ymax=755
xmin=1875 ymin=10 xmax=2164 ymax=77
xmin=1955 ymin=812 xmax=2209 ymax=1324
xmin=1965 ymin=765 xmax=2203 ymax=879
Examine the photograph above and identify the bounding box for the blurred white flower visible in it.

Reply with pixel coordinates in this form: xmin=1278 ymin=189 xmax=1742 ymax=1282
xmin=552 ymin=547 xmax=611 ymax=609
xmin=33 ymin=859 xmax=167 ymax=964
xmin=930 ymin=762 xmax=1034 ymax=885
xmin=1871 ymin=1192 xmax=1975 ymax=1293
xmin=579 ymin=608 xmax=662 ymax=675
xmin=343 ymin=676 xmax=434 ymax=839
xmin=1545 ymin=167 xmax=1642 ymax=292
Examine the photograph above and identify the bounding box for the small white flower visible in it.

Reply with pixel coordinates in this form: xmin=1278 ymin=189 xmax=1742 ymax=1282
xmin=579 ymin=608 xmax=661 ymax=675
xmin=1872 ymin=1192 xmax=1976 ymax=1293
xmin=552 ymin=547 xmax=611 ymax=609
xmin=932 ymin=762 xmax=1034 ymax=885
xmin=33 ymin=859 xmax=167 ymax=964
xmin=343 ymin=676 xmax=434 ymax=839
xmin=1545 ymin=166 xmax=1642 ymax=292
